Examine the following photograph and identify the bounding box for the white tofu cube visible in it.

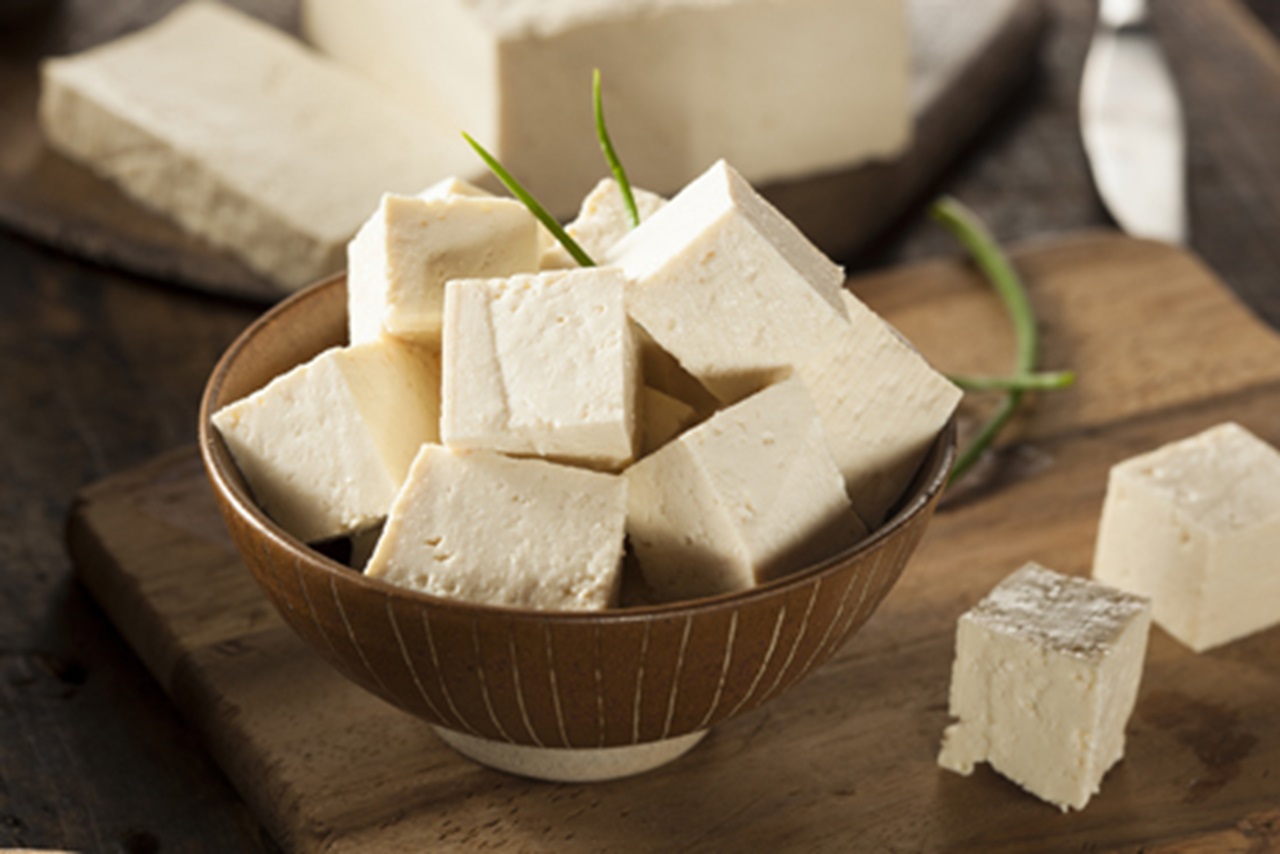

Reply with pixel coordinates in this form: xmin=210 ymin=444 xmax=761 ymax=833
xmin=302 ymin=0 xmax=910 ymax=217
xmin=1093 ymin=422 xmax=1280 ymax=652
xmin=938 ymin=563 xmax=1152 ymax=812
xmin=639 ymin=387 xmax=698 ymax=456
xmin=609 ymin=160 xmax=851 ymax=403
xmin=441 ymin=268 xmax=638 ymax=470
xmin=796 ymin=290 xmax=962 ymax=526
xmin=366 ymin=445 xmax=627 ymax=611
xmin=347 ymin=192 xmax=541 ymax=345
xmin=39 ymin=2 xmax=476 ymax=291
xmin=541 ymin=178 xmax=667 ymax=270
xmin=212 ymin=339 xmax=441 ymax=543
xmin=626 ymin=376 xmax=867 ymax=602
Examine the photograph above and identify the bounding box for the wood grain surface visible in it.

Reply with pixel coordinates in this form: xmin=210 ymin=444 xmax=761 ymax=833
xmin=67 ymin=234 xmax=1280 ymax=852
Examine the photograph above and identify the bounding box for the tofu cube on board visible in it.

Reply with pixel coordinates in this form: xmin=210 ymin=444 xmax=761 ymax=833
xmin=441 ymin=268 xmax=638 ymax=471
xmin=366 ymin=445 xmax=627 ymax=611
xmin=541 ymin=178 xmax=668 ymax=270
xmin=626 ymin=376 xmax=867 ymax=602
xmin=211 ymin=339 xmax=441 ymax=543
xmin=1093 ymin=422 xmax=1280 ymax=652
xmin=610 ymin=160 xmax=851 ymax=404
xmin=938 ymin=563 xmax=1152 ymax=812
xmin=347 ymin=191 xmax=541 ymax=345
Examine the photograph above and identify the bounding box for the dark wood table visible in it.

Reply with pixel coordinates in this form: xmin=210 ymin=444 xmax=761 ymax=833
xmin=2 ymin=1 xmax=1278 ymax=850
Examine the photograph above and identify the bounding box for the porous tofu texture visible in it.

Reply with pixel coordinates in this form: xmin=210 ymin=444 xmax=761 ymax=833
xmin=366 ymin=445 xmax=627 ymax=611
xmin=212 ymin=339 xmax=441 ymax=543
xmin=441 ymin=267 xmax=638 ymax=470
xmin=1093 ymin=422 xmax=1280 ymax=652
xmin=347 ymin=191 xmax=542 ymax=344
xmin=610 ymin=160 xmax=850 ymax=403
xmin=626 ymin=376 xmax=867 ymax=602
xmin=39 ymin=2 xmax=474 ymax=291
xmin=938 ymin=563 xmax=1152 ymax=812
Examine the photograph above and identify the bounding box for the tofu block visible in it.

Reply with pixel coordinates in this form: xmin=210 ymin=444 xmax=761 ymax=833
xmin=626 ymin=376 xmax=867 ymax=602
xmin=542 ymin=178 xmax=668 ymax=270
xmin=639 ymin=387 xmax=698 ymax=456
xmin=938 ymin=563 xmax=1152 ymax=812
xmin=1093 ymin=422 xmax=1280 ymax=652
xmin=796 ymin=290 xmax=962 ymax=526
xmin=39 ymin=2 xmax=475 ymax=291
xmin=303 ymin=0 xmax=910 ymax=218
xmin=634 ymin=324 xmax=720 ymax=419
xmin=212 ymin=339 xmax=441 ymax=543
xmin=610 ymin=160 xmax=851 ymax=403
xmin=441 ymin=268 xmax=638 ymax=470
xmin=366 ymin=445 xmax=627 ymax=611
xmin=347 ymin=192 xmax=541 ymax=344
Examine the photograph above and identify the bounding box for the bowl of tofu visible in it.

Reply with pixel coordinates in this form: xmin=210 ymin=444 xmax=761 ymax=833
xmin=199 ymin=161 xmax=958 ymax=782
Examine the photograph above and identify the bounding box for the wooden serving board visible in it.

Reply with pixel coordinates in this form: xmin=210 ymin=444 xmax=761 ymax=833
xmin=67 ymin=233 xmax=1280 ymax=852
xmin=0 ymin=0 xmax=1043 ymax=301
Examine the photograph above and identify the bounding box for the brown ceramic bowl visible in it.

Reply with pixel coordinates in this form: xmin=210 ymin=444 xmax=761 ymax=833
xmin=199 ymin=274 xmax=955 ymax=781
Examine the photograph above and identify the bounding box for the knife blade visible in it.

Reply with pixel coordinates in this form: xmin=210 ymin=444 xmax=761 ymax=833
xmin=1080 ymin=0 xmax=1188 ymax=244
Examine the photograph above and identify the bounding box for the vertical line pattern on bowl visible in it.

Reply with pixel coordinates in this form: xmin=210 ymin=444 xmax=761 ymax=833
xmin=757 ymin=581 xmax=821 ymax=707
xmin=660 ymin=615 xmax=694 ymax=740
xmin=507 ymin=626 xmax=543 ymax=747
xmin=386 ymin=598 xmax=450 ymax=727
xmin=797 ymin=566 xmax=862 ymax=677
xmin=694 ymin=610 xmax=739 ymax=731
xmin=593 ymin=625 xmax=606 ymax=748
xmin=422 ymin=612 xmax=481 ymax=737
xmin=724 ymin=603 xmax=788 ymax=719
xmin=330 ymin=575 xmax=391 ymax=697
xmin=631 ymin=621 xmax=652 ymax=746
xmin=543 ymin=623 xmax=571 ymax=748
xmin=294 ymin=559 xmax=342 ymax=661
xmin=471 ymin=620 xmax=512 ymax=742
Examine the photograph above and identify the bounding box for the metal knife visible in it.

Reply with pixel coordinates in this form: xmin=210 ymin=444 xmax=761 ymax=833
xmin=1080 ymin=0 xmax=1188 ymax=244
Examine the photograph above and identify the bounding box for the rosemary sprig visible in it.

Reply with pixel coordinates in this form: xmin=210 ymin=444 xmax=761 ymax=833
xmin=461 ymin=132 xmax=596 ymax=267
xmin=593 ymin=69 xmax=640 ymax=228
xmin=930 ymin=196 xmax=1074 ymax=484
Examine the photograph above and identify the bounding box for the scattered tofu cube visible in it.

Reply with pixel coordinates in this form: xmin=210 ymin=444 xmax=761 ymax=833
xmin=938 ymin=562 xmax=1152 ymax=812
xmin=639 ymin=387 xmax=699 ymax=456
xmin=541 ymin=178 xmax=668 ymax=269
xmin=609 ymin=160 xmax=851 ymax=403
xmin=441 ymin=268 xmax=638 ymax=470
xmin=211 ymin=339 xmax=441 ymax=543
xmin=347 ymin=191 xmax=541 ymax=345
xmin=1093 ymin=422 xmax=1280 ymax=652
xmin=366 ymin=445 xmax=627 ymax=611
xmin=796 ymin=290 xmax=962 ymax=526
xmin=39 ymin=2 xmax=475 ymax=291
xmin=626 ymin=376 xmax=867 ymax=602
xmin=302 ymin=0 xmax=910 ymax=217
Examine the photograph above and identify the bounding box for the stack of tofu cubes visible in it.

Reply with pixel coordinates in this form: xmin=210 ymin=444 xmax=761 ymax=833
xmin=213 ymin=161 xmax=961 ymax=611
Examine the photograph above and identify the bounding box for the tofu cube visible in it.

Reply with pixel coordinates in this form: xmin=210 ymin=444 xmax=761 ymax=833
xmin=441 ymin=268 xmax=638 ymax=470
xmin=302 ymin=0 xmax=910 ymax=218
xmin=626 ymin=376 xmax=867 ymax=602
xmin=39 ymin=2 xmax=476 ymax=291
xmin=609 ymin=160 xmax=851 ymax=403
xmin=1093 ymin=422 xmax=1280 ymax=652
xmin=796 ymin=290 xmax=962 ymax=526
xmin=938 ymin=563 xmax=1151 ymax=812
xmin=211 ymin=339 xmax=441 ymax=543
xmin=541 ymin=178 xmax=668 ymax=270
xmin=366 ymin=445 xmax=627 ymax=611
xmin=347 ymin=192 xmax=541 ymax=345
xmin=639 ymin=387 xmax=699 ymax=456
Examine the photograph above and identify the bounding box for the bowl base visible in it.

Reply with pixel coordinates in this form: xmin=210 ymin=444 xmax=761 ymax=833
xmin=431 ymin=726 xmax=707 ymax=782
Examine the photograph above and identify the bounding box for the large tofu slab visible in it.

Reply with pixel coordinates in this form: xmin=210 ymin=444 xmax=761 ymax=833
xmin=366 ymin=445 xmax=627 ymax=611
xmin=610 ymin=160 xmax=851 ymax=403
xmin=39 ymin=2 xmax=476 ymax=291
xmin=1093 ymin=422 xmax=1280 ymax=652
xmin=797 ymin=290 xmax=962 ymax=526
xmin=938 ymin=563 xmax=1151 ymax=812
xmin=441 ymin=268 xmax=638 ymax=470
xmin=212 ymin=339 xmax=441 ymax=543
xmin=626 ymin=376 xmax=866 ymax=602
xmin=302 ymin=0 xmax=910 ymax=217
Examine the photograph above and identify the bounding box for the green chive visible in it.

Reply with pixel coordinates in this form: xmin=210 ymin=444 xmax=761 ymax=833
xmin=593 ymin=68 xmax=640 ymax=228
xmin=948 ymin=370 xmax=1076 ymax=393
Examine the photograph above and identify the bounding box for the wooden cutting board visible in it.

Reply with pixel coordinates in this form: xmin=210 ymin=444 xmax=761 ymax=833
xmin=0 ymin=0 xmax=1043 ymax=301
xmin=67 ymin=233 xmax=1280 ymax=852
